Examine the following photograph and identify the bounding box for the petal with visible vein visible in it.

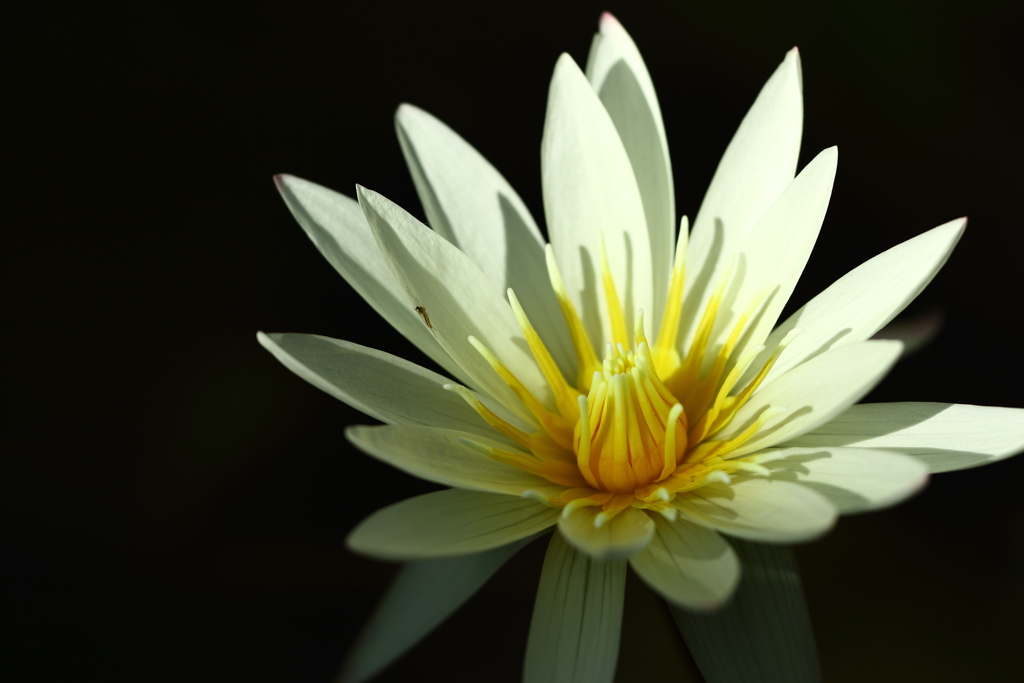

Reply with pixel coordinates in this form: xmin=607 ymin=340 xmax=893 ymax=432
xmin=346 ymin=425 xmax=565 ymax=499
xmin=274 ymin=174 xmax=470 ymax=384
xmin=674 ymin=478 xmax=837 ymax=543
xmin=758 ymin=446 xmax=930 ymax=513
xmin=258 ymin=332 xmax=514 ymax=443
xmin=340 ymin=538 xmax=531 ymax=683
xmin=523 ymin=532 xmax=626 ymax=683
xmin=787 ymin=403 xmax=1024 ymax=472
xmin=357 ymin=186 xmax=551 ymax=424
xmin=395 ymin=105 xmax=576 ymax=379
xmin=629 ymin=515 xmax=739 ymax=609
xmin=347 ymin=489 xmax=558 ymax=560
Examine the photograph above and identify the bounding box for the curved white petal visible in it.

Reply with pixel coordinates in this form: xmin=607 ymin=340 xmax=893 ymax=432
xmin=258 ymin=332 xmax=516 ymax=444
xmin=719 ymin=340 xmax=903 ymax=457
xmin=669 ymin=540 xmax=820 ymax=683
xmin=788 ymin=403 xmax=1024 ymax=472
xmin=557 ymin=506 xmax=654 ymax=561
xmin=523 ymin=532 xmax=626 ymax=683
xmin=357 ymin=186 xmax=551 ymax=424
xmin=679 ymin=48 xmax=803 ymax=353
xmin=394 ymin=105 xmax=577 ymax=379
xmin=745 ymin=218 xmax=965 ymax=387
xmin=629 ymin=515 xmax=740 ymax=610
xmin=347 ymin=489 xmax=558 ymax=560
xmin=274 ymin=174 xmax=470 ymax=384
xmin=340 ymin=538 xmax=531 ymax=683
xmin=543 ymin=53 xmax=653 ymax=351
xmin=759 ymin=446 xmax=930 ymax=513
xmin=346 ymin=425 xmax=565 ymax=499
xmin=585 ymin=13 xmax=674 ymax=329
xmin=703 ymin=146 xmax=837 ymax=371
xmin=673 ymin=478 xmax=837 ymax=543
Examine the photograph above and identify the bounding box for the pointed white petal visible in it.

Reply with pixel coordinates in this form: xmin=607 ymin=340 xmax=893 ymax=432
xmin=670 ymin=540 xmax=820 ymax=683
xmin=746 ymin=218 xmax=965 ymax=387
xmin=273 ymin=175 xmax=469 ymax=384
xmin=629 ymin=515 xmax=740 ymax=610
xmin=679 ymin=49 xmax=803 ymax=352
xmin=759 ymin=446 xmax=930 ymax=513
xmin=347 ymin=489 xmax=557 ymax=560
xmin=674 ymin=478 xmax=837 ymax=543
xmin=357 ymin=186 xmax=551 ymax=424
xmin=557 ymin=506 xmax=655 ymax=560
xmin=340 ymin=538 xmax=530 ymax=683
xmin=706 ymin=147 xmax=837 ymax=370
xmin=719 ymin=340 xmax=903 ymax=457
xmin=543 ymin=53 xmax=653 ymax=350
xmin=586 ymin=13 xmax=674 ymax=328
xmin=523 ymin=532 xmax=626 ymax=683
xmin=257 ymin=333 xmax=517 ymax=443
xmin=394 ymin=105 xmax=577 ymax=379
xmin=346 ymin=425 xmax=565 ymax=498
xmin=788 ymin=403 xmax=1024 ymax=472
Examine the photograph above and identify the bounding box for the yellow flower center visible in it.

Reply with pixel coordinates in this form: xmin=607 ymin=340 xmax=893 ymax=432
xmin=451 ymin=229 xmax=796 ymax=524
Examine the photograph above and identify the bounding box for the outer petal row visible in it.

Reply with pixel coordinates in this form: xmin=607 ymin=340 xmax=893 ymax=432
xmin=790 ymin=402 xmax=1024 ymax=472
xmin=394 ymin=104 xmax=577 ymax=380
xmin=347 ymin=489 xmax=557 ymax=560
xmin=273 ymin=175 xmax=471 ymax=385
xmin=357 ymin=186 xmax=552 ymax=425
xmin=257 ymin=332 xmax=518 ymax=443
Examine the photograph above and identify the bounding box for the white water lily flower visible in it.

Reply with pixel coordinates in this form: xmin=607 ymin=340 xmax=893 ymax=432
xmin=259 ymin=12 xmax=1024 ymax=683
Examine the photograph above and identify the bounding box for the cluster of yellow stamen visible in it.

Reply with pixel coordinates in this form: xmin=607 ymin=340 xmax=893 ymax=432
xmin=452 ymin=222 xmax=798 ymax=526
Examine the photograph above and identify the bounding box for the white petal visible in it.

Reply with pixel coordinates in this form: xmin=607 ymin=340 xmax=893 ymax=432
xmin=585 ymin=13 xmax=674 ymax=329
xmin=523 ymin=532 xmax=626 ymax=683
xmin=787 ymin=403 xmax=1024 ymax=472
xmin=257 ymin=332 xmax=517 ymax=443
xmin=394 ymin=105 xmax=577 ymax=379
xmin=629 ymin=515 xmax=739 ymax=610
xmin=543 ymin=53 xmax=653 ymax=351
xmin=704 ymin=146 xmax=837 ymax=370
xmin=718 ymin=340 xmax=903 ymax=457
xmin=759 ymin=446 xmax=930 ymax=513
xmin=357 ymin=186 xmax=551 ymax=424
xmin=674 ymin=478 xmax=837 ymax=543
xmin=346 ymin=425 xmax=565 ymax=499
xmin=679 ymin=48 xmax=803 ymax=353
xmin=340 ymin=538 xmax=530 ymax=683
xmin=273 ymin=175 xmax=470 ymax=384
xmin=746 ymin=218 xmax=965 ymax=387
xmin=347 ymin=489 xmax=558 ymax=560
xmin=557 ymin=506 xmax=655 ymax=560
xmin=669 ymin=540 xmax=820 ymax=682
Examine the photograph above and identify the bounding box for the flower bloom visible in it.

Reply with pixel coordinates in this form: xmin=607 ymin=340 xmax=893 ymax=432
xmin=260 ymin=13 xmax=1024 ymax=682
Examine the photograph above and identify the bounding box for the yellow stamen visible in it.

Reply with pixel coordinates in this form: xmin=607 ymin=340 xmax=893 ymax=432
xmin=545 ymin=245 xmax=600 ymax=390
xmin=598 ymin=232 xmax=629 ymax=346
xmin=653 ymin=216 xmax=689 ymax=376
xmin=468 ymin=335 xmax=574 ymax=448
xmin=507 ymin=288 xmax=581 ymax=420
xmin=458 ymin=438 xmax=587 ymax=488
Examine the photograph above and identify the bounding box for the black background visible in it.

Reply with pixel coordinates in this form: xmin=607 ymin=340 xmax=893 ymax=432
xmin=6 ymin=2 xmax=1023 ymax=682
